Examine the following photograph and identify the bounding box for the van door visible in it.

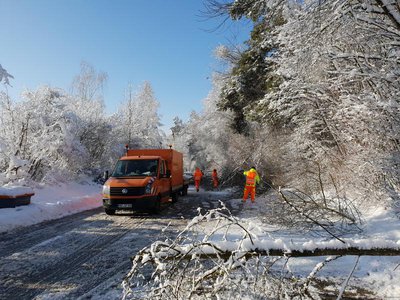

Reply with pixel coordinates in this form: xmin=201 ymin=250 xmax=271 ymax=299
xmin=158 ymin=160 xmax=170 ymax=202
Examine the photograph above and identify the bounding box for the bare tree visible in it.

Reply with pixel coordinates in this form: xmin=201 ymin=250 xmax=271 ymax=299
xmin=0 ymin=64 xmax=14 ymax=86
xmin=71 ymin=61 xmax=108 ymax=102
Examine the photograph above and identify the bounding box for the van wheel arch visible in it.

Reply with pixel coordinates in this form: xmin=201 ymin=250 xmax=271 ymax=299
xmin=153 ymin=195 xmax=162 ymax=214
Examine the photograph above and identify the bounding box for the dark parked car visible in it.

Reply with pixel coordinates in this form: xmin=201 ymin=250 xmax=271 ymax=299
xmin=183 ymin=172 xmax=194 ymax=184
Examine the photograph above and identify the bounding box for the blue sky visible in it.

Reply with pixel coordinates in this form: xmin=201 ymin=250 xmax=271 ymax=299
xmin=0 ymin=0 xmax=251 ymax=131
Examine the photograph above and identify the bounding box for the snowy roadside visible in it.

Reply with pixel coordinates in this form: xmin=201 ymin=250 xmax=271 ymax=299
xmin=238 ymin=191 xmax=400 ymax=246
xmin=123 ymin=189 xmax=400 ymax=299
xmin=0 ymin=181 xmax=102 ymax=233
xmin=236 ymin=192 xmax=400 ymax=298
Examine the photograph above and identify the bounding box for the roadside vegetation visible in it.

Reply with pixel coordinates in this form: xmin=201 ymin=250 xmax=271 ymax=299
xmin=1 ymin=0 xmax=399 ymax=298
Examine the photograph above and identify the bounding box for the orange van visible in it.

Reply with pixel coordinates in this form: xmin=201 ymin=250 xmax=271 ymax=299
xmin=102 ymin=147 xmax=189 ymax=215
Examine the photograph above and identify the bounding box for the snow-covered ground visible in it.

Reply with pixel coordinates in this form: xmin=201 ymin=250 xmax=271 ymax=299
xmin=1 ymin=183 xmax=399 ymax=298
xmin=237 ymin=193 xmax=400 ymax=249
xmin=236 ymin=193 xmax=400 ymax=298
xmin=123 ymin=189 xmax=400 ymax=299
xmin=0 ymin=181 xmax=102 ymax=233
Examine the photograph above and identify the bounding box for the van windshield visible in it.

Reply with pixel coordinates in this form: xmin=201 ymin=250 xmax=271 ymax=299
xmin=112 ymin=159 xmax=158 ymax=177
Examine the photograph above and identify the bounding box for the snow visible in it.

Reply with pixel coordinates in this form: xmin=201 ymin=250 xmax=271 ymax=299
xmin=218 ymin=193 xmax=400 ymax=297
xmin=124 ymin=189 xmax=400 ymax=299
xmin=0 ymin=181 xmax=102 ymax=233
xmin=0 ymin=186 xmax=34 ymax=197
xmin=1 ymin=181 xmax=399 ymax=298
xmin=178 ymin=207 xmax=400 ymax=254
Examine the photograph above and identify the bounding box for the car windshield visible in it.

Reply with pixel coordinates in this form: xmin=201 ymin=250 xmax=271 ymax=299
xmin=111 ymin=159 xmax=158 ymax=177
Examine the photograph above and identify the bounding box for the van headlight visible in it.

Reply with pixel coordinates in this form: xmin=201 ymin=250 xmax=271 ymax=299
xmin=145 ymin=183 xmax=153 ymax=194
xmin=103 ymin=185 xmax=110 ymax=197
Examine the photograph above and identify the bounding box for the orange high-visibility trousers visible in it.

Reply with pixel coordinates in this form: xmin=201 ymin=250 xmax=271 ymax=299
xmin=195 ymin=180 xmax=201 ymax=191
xmin=212 ymin=178 xmax=218 ymax=188
xmin=243 ymin=185 xmax=256 ymax=202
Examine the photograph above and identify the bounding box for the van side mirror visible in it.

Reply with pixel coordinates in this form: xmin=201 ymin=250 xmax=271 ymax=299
xmin=103 ymin=170 xmax=109 ymax=181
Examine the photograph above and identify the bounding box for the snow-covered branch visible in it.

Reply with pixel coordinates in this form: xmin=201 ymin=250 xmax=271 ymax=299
xmin=0 ymin=64 xmax=13 ymax=86
xmin=123 ymin=205 xmax=400 ymax=299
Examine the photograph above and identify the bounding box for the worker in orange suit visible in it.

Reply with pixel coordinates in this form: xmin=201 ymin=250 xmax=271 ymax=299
xmin=243 ymin=166 xmax=260 ymax=202
xmin=211 ymin=169 xmax=219 ymax=189
xmin=193 ymin=167 xmax=203 ymax=192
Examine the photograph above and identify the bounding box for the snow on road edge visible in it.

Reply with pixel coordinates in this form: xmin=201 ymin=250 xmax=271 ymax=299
xmin=0 ymin=181 xmax=102 ymax=233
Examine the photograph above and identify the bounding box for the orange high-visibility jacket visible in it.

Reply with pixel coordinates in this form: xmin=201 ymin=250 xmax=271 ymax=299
xmin=193 ymin=168 xmax=203 ymax=181
xmin=212 ymin=170 xmax=218 ymax=180
xmin=243 ymin=168 xmax=260 ymax=187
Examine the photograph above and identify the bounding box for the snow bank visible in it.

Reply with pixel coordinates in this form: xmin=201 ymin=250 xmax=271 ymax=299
xmin=0 ymin=181 xmax=102 ymax=233
xmin=0 ymin=186 xmax=34 ymax=197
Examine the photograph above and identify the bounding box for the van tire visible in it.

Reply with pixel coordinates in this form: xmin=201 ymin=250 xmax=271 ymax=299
xmin=172 ymin=192 xmax=179 ymax=203
xmin=153 ymin=196 xmax=161 ymax=214
xmin=105 ymin=208 xmax=116 ymax=215
xmin=181 ymin=185 xmax=188 ymax=196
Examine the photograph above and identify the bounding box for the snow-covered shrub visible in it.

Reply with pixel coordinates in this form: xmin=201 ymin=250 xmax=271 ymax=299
xmin=122 ymin=205 xmax=372 ymax=300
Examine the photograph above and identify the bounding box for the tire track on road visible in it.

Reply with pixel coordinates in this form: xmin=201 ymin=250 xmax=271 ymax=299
xmin=1 ymin=214 xmax=147 ymax=300
xmin=0 ymin=188 xmax=238 ymax=300
xmin=0 ymin=207 xmax=104 ymax=260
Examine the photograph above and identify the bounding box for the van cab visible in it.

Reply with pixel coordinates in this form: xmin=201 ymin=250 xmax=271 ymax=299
xmin=102 ymin=148 xmax=188 ymax=215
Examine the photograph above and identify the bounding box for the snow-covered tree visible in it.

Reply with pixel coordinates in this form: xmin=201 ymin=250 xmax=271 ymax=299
xmin=0 ymin=86 xmax=88 ymax=184
xmin=114 ymin=82 xmax=164 ymax=149
xmin=255 ymin=0 xmax=400 ymax=202
xmin=0 ymin=63 xmax=167 ymax=185
xmin=204 ymin=0 xmax=400 ymax=205
xmin=71 ymin=61 xmax=108 ymax=102
xmin=168 ymin=116 xmax=193 ymax=170
xmin=70 ymin=61 xmax=111 ymax=172
xmin=168 ymin=74 xmax=277 ymax=186
xmin=205 ymin=0 xmax=295 ymax=134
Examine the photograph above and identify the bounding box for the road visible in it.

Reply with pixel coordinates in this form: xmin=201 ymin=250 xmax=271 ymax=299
xmin=0 ymin=188 xmax=240 ymax=300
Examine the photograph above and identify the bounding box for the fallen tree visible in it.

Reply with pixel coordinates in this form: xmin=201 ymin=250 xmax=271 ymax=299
xmin=131 ymin=243 xmax=400 ymax=263
xmin=122 ymin=204 xmax=400 ymax=300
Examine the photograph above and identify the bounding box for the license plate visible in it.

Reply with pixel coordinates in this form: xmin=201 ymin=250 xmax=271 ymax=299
xmin=118 ymin=204 xmax=132 ymax=208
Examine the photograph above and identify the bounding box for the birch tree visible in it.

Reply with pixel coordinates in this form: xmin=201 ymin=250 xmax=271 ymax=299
xmin=115 ymin=82 xmax=164 ymax=149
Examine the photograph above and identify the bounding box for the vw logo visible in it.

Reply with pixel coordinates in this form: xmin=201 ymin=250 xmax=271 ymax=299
xmin=121 ymin=188 xmax=128 ymax=194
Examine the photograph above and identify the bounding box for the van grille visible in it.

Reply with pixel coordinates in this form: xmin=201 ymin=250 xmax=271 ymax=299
xmin=110 ymin=187 xmax=145 ymax=196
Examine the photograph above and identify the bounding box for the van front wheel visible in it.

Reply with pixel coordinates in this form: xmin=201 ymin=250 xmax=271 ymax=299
xmin=105 ymin=208 xmax=116 ymax=215
xmin=153 ymin=196 xmax=161 ymax=214
xmin=172 ymin=192 xmax=179 ymax=203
